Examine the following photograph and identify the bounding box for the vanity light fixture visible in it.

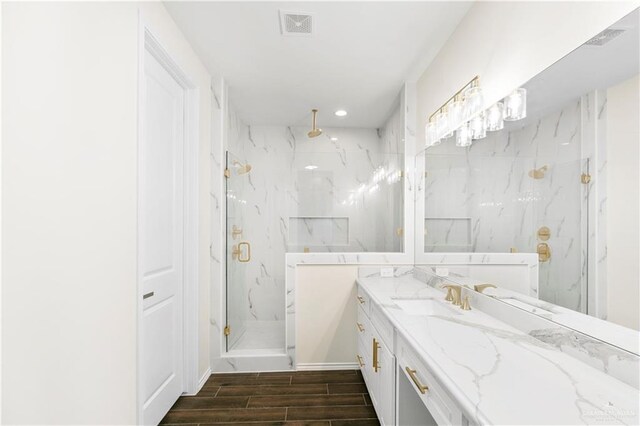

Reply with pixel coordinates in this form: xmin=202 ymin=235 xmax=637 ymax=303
xmin=504 ymin=88 xmax=527 ymax=121
xmin=463 ymin=81 xmax=484 ymax=120
xmin=469 ymin=113 xmax=487 ymax=140
xmin=448 ymin=95 xmax=465 ymax=131
xmin=426 ymin=79 xmax=528 ymax=149
xmin=455 ymin=123 xmax=472 ymax=147
xmin=304 ymin=165 xmax=318 ymax=170
xmin=435 ymin=110 xmax=452 ymax=139
xmin=330 ymin=137 xmax=338 ymax=141
xmin=334 ymin=109 xmax=347 ymax=117
xmin=485 ymin=102 xmax=504 ymax=131
xmin=426 ymin=76 xmax=480 ymax=147
xmin=425 ymin=121 xmax=440 ymax=147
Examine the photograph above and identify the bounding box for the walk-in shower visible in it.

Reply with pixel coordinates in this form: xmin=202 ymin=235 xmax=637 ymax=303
xmin=223 ymin=99 xmax=405 ymax=353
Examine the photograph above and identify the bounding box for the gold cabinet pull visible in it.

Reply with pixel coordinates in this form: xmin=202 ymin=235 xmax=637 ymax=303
xmin=372 ymin=338 xmax=381 ymax=372
xmin=357 ymin=296 xmax=365 ymax=304
xmin=405 ymin=367 xmax=429 ymax=394
xmin=356 ymin=322 xmax=365 ymax=332
xmin=238 ymin=241 xmax=251 ymax=262
xmin=356 ymin=355 xmax=364 ymax=367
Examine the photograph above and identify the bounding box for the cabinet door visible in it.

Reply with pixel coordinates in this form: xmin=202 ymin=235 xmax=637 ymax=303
xmin=357 ymin=331 xmax=371 ymax=384
xmin=377 ymin=340 xmax=395 ymax=426
xmin=367 ymin=336 xmax=381 ymax=410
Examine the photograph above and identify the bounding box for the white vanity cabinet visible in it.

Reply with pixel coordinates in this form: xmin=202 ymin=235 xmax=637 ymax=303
xmin=356 ymin=290 xmax=396 ymax=426
xmin=397 ymin=335 xmax=465 ymax=426
xmin=356 ymin=284 xmax=468 ymax=426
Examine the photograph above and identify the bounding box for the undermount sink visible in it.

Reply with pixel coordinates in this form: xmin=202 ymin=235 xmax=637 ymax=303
xmin=392 ymin=298 xmax=461 ymax=316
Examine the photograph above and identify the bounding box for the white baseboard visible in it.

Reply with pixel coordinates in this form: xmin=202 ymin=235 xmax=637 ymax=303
xmin=184 ymin=367 xmax=211 ymax=396
xmin=296 ymin=362 xmax=359 ymax=371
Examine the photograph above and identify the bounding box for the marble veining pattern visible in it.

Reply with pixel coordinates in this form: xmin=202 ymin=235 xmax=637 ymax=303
xmin=423 ymin=95 xmax=597 ymax=313
xmin=358 ymin=274 xmax=640 ymax=425
xmin=213 ymin=89 xmax=411 ymax=371
xmin=413 ymin=266 xmax=639 ymax=388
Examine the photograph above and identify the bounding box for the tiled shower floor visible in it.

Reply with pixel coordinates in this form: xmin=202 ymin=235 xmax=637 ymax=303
xmin=229 ymin=320 xmax=285 ymax=353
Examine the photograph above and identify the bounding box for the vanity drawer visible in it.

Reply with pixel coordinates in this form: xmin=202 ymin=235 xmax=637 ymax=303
xmin=357 ymin=305 xmax=371 ymax=344
xmin=356 ymin=286 xmax=370 ymax=313
xmin=397 ymin=335 xmax=464 ymax=426
xmin=370 ymin=302 xmax=394 ymax=351
xmin=356 ymin=329 xmax=369 ymax=376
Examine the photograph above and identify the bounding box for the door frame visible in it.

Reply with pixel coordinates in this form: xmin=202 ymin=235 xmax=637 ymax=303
xmin=136 ymin=16 xmax=200 ymax=423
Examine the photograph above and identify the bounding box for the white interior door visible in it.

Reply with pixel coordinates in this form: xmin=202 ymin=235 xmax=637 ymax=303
xmin=140 ymin=48 xmax=185 ymax=425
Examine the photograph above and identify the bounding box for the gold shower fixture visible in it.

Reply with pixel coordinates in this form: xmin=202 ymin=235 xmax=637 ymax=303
xmin=528 ymin=165 xmax=548 ymax=179
xmin=308 ymin=109 xmax=323 ymax=138
xmin=232 ymin=160 xmax=252 ymax=175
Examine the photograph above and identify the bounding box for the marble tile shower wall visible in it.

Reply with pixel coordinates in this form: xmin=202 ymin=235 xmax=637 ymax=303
xmin=424 ymin=96 xmax=600 ymax=312
xmin=225 ymin=102 xmax=404 ymax=333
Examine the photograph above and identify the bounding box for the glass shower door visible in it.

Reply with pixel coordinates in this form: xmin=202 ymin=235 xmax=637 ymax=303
xmin=225 ymin=151 xmax=251 ymax=351
xmin=533 ymin=158 xmax=589 ymax=313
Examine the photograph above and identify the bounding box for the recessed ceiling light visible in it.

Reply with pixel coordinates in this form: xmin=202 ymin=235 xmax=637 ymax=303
xmin=304 ymin=165 xmax=318 ymax=170
xmin=334 ymin=110 xmax=347 ymax=117
xmin=330 ymin=137 xmax=338 ymax=141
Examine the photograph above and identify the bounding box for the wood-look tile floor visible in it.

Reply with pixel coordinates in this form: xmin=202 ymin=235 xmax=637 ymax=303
xmin=161 ymin=370 xmax=380 ymax=426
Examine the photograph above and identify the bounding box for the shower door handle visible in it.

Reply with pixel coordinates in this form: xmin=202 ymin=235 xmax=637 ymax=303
xmin=238 ymin=241 xmax=251 ymax=263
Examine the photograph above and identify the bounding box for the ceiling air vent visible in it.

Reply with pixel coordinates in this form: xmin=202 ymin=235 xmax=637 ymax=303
xmin=584 ymin=28 xmax=625 ymax=46
xmin=279 ymin=10 xmax=314 ymax=37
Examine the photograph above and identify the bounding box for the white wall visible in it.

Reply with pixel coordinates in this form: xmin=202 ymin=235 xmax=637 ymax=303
xmin=1 ymin=2 xmax=213 ymax=423
xmin=606 ymin=74 xmax=640 ymax=330
xmin=417 ymin=1 xmax=640 ymax=143
xmin=296 ymin=266 xmax=358 ymax=366
xmin=2 ymin=3 xmax=139 ymax=423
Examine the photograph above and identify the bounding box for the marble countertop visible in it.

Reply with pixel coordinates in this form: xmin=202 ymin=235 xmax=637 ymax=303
xmin=415 ymin=266 xmax=639 ymax=356
xmin=357 ymin=274 xmax=640 ymax=425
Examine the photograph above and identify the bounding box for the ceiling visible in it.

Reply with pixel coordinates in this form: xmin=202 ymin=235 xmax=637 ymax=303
xmin=165 ymin=1 xmax=473 ymax=128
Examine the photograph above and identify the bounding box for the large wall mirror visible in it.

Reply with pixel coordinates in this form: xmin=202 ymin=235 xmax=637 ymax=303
xmin=416 ymin=9 xmax=639 ymax=335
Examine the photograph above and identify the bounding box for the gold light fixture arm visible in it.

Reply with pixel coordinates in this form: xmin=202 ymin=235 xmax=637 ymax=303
xmin=428 ymin=76 xmax=480 ymax=122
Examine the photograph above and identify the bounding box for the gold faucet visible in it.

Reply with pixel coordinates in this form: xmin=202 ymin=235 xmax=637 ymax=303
xmin=474 ymin=283 xmax=497 ymax=293
xmin=461 ymin=296 xmax=472 ymax=311
xmin=444 ymin=287 xmax=454 ymax=302
xmin=441 ymin=284 xmax=462 ymax=306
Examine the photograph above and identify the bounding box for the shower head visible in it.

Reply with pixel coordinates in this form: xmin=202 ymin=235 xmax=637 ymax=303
xmin=528 ymin=165 xmax=548 ymax=179
xmin=233 ymin=160 xmax=252 ymax=175
xmin=308 ymin=109 xmax=322 ymax=138
xmin=308 ymin=129 xmax=322 ymax=138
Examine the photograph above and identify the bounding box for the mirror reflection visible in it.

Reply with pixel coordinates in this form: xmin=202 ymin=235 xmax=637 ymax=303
xmin=421 ymin=9 xmax=639 ymax=330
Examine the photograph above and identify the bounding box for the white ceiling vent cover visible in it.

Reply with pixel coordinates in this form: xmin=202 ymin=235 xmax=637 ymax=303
xmin=584 ymin=29 xmax=625 ymax=46
xmin=279 ymin=10 xmax=314 ymax=37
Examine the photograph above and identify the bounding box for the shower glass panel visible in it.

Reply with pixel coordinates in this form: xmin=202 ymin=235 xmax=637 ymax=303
xmin=222 ymin=99 xmax=405 ymax=354
xmin=534 ymin=158 xmax=589 ymax=313
xmin=225 ymin=152 xmax=286 ymax=353
xmin=225 ymin=152 xmax=247 ymax=351
xmin=424 ymin=153 xmax=589 ymax=312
